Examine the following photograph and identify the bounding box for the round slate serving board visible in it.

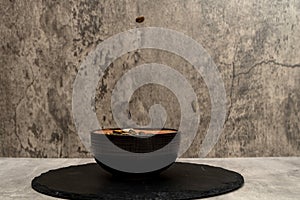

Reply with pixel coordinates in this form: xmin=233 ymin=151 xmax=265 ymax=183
xmin=32 ymin=162 xmax=244 ymax=200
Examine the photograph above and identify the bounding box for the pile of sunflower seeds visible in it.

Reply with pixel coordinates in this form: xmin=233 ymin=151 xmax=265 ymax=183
xmin=112 ymin=129 xmax=147 ymax=136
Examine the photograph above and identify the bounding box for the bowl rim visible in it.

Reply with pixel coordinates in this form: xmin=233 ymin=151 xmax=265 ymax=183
xmin=91 ymin=128 xmax=178 ymax=136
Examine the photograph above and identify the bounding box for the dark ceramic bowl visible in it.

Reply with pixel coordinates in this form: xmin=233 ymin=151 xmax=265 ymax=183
xmin=91 ymin=128 xmax=180 ymax=177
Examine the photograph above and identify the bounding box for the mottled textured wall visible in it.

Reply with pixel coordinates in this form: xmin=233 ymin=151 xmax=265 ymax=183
xmin=0 ymin=0 xmax=299 ymax=158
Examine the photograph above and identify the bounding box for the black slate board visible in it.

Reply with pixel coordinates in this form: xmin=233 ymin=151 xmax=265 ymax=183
xmin=31 ymin=162 xmax=244 ymax=200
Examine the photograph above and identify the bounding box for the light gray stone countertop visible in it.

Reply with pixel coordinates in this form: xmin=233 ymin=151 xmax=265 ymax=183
xmin=0 ymin=157 xmax=299 ymax=200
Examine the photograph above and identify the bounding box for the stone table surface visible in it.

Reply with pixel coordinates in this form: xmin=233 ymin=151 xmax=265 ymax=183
xmin=0 ymin=157 xmax=299 ymax=200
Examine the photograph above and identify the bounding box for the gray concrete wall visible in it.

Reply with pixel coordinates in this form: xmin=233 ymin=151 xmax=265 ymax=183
xmin=0 ymin=0 xmax=299 ymax=158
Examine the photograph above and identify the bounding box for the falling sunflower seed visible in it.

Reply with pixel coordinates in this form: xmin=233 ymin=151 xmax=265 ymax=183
xmin=136 ymin=16 xmax=145 ymax=23
xmin=191 ymin=100 xmax=199 ymax=113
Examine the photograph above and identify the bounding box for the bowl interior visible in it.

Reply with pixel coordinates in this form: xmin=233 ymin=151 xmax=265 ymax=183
xmin=91 ymin=128 xmax=179 ymax=153
xmin=93 ymin=128 xmax=177 ymax=135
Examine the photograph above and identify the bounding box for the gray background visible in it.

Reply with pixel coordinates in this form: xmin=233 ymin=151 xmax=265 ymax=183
xmin=0 ymin=0 xmax=299 ymax=158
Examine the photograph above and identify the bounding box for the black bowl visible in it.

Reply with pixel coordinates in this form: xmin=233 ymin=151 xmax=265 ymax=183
xmin=91 ymin=128 xmax=180 ymax=177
